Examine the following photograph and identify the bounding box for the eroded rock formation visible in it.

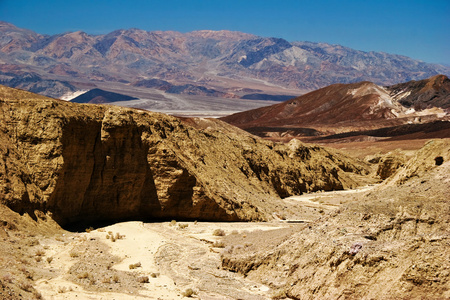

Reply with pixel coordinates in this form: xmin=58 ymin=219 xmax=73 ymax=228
xmin=222 ymin=143 xmax=450 ymax=299
xmin=0 ymin=85 xmax=372 ymax=226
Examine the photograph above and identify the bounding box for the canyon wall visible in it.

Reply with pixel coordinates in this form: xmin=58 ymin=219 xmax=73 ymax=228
xmin=0 ymin=86 xmax=371 ymax=226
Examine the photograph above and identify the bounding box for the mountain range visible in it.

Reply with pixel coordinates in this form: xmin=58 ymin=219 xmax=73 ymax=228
xmin=1 ymin=21 xmax=449 ymax=100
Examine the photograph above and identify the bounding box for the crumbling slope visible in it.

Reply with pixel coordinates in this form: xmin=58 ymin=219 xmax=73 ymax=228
xmin=0 ymin=85 xmax=372 ymax=227
xmin=222 ymin=141 xmax=450 ymax=299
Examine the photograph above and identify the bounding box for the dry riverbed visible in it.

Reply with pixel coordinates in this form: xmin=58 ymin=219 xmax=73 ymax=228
xmin=31 ymin=221 xmax=293 ymax=299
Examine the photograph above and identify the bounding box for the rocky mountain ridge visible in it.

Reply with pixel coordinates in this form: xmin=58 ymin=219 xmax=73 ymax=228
xmin=1 ymin=21 xmax=449 ymax=99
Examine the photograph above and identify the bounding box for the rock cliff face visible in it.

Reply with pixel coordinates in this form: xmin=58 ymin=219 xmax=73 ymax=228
xmin=222 ymin=143 xmax=450 ymax=299
xmin=0 ymin=85 xmax=371 ymax=227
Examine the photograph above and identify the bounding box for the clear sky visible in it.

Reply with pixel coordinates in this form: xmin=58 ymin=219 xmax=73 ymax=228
xmin=1 ymin=0 xmax=449 ymax=64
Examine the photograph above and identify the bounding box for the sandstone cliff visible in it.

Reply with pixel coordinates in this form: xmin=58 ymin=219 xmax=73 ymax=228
xmin=0 ymin=85 xmax=371 ymax=227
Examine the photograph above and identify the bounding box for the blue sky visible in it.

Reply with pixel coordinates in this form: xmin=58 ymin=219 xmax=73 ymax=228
xmin=1 ymin=0 xmax=449 ymax=64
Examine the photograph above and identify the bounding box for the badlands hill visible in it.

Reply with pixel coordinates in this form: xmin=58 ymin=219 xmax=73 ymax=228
xmin=1 ymin=21 xmax=449 ymax=99
xmin=221 ymin=75 xmax=450 ymax=139
xmin=0 ymin=85 xmax=372 ymax=227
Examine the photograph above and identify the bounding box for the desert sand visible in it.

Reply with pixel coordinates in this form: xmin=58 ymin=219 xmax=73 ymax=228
xmin=30 ymin=220 xmax=291 ymax=299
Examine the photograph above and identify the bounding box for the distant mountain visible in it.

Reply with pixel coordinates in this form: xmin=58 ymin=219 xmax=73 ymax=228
xmin=0 ymin=64 xmax=77 ymax=98
xmin=71 ymin=88 xmax=137 ymax=104
xmin=221 ymin=75 xmax=450 ymax=137
xmin=1 ymin=21 xmax=449 ymax=99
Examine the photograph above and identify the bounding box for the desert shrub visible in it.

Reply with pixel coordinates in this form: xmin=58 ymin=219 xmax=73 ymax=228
xmin=102 ymin=277 xmax=111 ymax=284
xmin=77 ymin=272 xmax=90 ymax=279
xmin=178 ymin=223 xmax=189 ymax=229
xmin=129 ymin=262 xmax=141 ymax=269
xmin=57 ymin=286 xmax=67 ymax=293
xmin=69 ymin=251 xmax=79 ymax=258
xmin=19 ymin=282 xmax=33 ymax=292
xmin=112 ymin=274 xmax=120 ymax=283
xmin=182 ymin=288 xmax=196 ymax=297
xmin=137 ymin=276 xmax=149 ymax=283
xmin=85 ymin=227 xmax=94 ymax=233
xmin=150 ymin=272 xmax=159 ymax=278
xmin=35 ymin=249 xmax=45 ymax=256
xmin=213 ymin=229 xmax=225 ymax=236
xmin=170 ymin=220 xmax=177 ymax=226
xmin=46 ymin=257 xmax=53 ymax=263
xmin=212 ymin=241 xmax=225 ymax=248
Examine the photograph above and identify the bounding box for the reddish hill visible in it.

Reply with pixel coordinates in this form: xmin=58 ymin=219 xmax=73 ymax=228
xmin=222 ymin=81 xmax=403 ymax=129
xmin=221 ymin=76 xmax=449 ymax=136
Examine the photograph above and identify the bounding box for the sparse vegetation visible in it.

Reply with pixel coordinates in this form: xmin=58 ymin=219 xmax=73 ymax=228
xmin=137 ymin=276 xmax=149 ymax=283
xmin=182 ymin=288 xmax=197 ymax=297
xmin=212 ymin=241 xmax=225 ymax=248
xmin=170 ymin=220 xmax=177 ymax=226
xmin=112 ymin=274 xmax=120 ymax=283
xmin=69 ymin=250 xmax=80 ymax=258
xmin=105 ymin=231 xmax=124 ymax=242
xmin=46 ymin=256 xmax=53 ymax=263
xmin=129 ymin=262 xmax=142 ymax=269
xmin=77 ymin=272 xmax=90 ymax=279
xmin=102 ymin=277 xmax=111 ymax=284
xmin=213 ymin=229 xmax=226 ymax=236
xmin=178 ymin=223 xmax=189 ymax=229
xmin=85 ymin=227 xmax=94 ymax=233
xmin=19 ymin=281 xmax=33 ymax=292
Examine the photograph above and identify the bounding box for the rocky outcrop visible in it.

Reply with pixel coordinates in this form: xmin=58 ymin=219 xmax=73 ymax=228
xmin=0 ymin=85 xmax=372 ymax=227
xmin=387 ymin=74 xmax=450 ymax=111
xmin=376 ymin=150 xmax=407 ymax=180
xmin=385 ymin=139 xmax=450 ymax=185
xmin=222 ymin=148 xmax=450 ymax=299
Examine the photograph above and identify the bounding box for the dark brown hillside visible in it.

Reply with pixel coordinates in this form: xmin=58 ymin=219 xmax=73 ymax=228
xmin=387 ymin=74 xmax=450 ymax=110
xmin=221 ymin=81 xmax=404 ymax=129
xmin=70 ymin=88 xmax=138 ymax=104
